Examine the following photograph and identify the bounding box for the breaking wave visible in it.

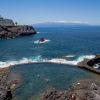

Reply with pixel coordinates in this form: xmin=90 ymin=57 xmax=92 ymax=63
xmin=0 ymin=55 xmax=95 ymax=68
xmin=37 ymin=32 xmax=40 ymax=34
xmin=34 ymin=39 xmax=50 ymax=44
xmin=48 ymin=55 xmax=95 ymax=65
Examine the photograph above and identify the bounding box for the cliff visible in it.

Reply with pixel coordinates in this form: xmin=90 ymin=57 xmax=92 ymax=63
xmin=0 ymin=17 xmax=36 ymax=39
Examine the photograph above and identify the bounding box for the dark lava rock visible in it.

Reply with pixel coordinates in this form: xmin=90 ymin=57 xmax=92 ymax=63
xmin=78 ymin=54 xmax=100 ymax=74
xmin=67 ymin=79 xmax=100 ymax=100
xmin=0 ymin=68 xmax=18 ymax=100
xmin=3 ymin=88 xmax=12 ymax=100
xmin=40 ymin=79 xmax=100 ymax=100
xmin=0 ymin=16 xmax=36 ymax=39
xmin=40 ymin=88 xmax=68 ymax=100
xmin=0 ymin=25 xmax=36 ymax=39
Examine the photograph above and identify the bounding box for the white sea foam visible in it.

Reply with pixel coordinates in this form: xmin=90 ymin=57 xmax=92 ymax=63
xmin=47 ymin=55 xmax=95 ymax=65
xmin=0 ymin=55 xmax=95 ymax=68
xmin=0 ymin=56 xmax=44 ymax=68
xmin=37 ymin=32 xmax=40 ymax=34
xmin=65 ymin=55 xmax=75 ymax=58
xmin=34 ymin=39 xmax=50 ymax=44
xmin=93 ymin=64 xmax=100 ymax=69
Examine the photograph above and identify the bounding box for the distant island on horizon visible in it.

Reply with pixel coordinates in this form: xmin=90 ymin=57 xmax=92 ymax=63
xmin=33 ymin=21 xmax=100 ymax=28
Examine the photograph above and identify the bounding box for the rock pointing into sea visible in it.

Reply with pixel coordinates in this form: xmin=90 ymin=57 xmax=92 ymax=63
xmin=0 ymin=16 xmax=36 ymax=39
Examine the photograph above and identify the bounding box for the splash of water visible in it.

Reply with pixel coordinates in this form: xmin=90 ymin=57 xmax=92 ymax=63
xmin=0 ymin=55 xmax=95 ymax=68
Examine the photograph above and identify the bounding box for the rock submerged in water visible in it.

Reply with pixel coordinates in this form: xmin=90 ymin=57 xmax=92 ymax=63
xmin=0 ymin=16 xmax=36 ymax=39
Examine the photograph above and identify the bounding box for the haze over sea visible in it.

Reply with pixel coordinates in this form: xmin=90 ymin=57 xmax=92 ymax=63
xmin=0 ymin=24 xmax=100 ymax=99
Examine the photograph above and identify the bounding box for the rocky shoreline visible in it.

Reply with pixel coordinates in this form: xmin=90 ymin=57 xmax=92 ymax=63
xmin=0 ymin=54 xmax=100 ymax=100
xmin=78 ymin=54 xmax=100 ymax=74
xmin=40 ymin=79 xmax=100 ymax=100
xmin=0 ymin=25 xmax=36 ymax=39
xmin=0 ymin=68 xmax=18 ymax=100
xmin=0 ymin=16 xmax=36 ymax=39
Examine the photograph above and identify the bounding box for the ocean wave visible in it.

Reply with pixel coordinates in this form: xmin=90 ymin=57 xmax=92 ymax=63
xmin=0 ymin=55 xmax=95 ymax=68
xmin=48 ymin=55 xmax=95 ymax=65
xmin=34 ymin=39 xmax=50 ymax=44
xmin=0 ymin=56 xmax=44 ymax=68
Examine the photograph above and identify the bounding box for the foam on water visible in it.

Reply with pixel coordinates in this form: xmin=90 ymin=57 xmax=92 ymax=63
xmin=93 ymin=64 xmax=100 ymax=69
xmin=34 ymin=39 xmax=50 ymax=44
xmin=65 ymin=55 xmax=75 ymax=58
xmin=0 ymin=55 xmax=95 ymax=68
xmin=37 ymin=32 xmax=40 ymax=34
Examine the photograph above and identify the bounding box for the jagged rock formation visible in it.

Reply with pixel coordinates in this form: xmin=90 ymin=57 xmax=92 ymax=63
xmin=40 ymin=88 xmax=68 ymax=100
xmin=0 ymin=16 xmax=36 ymax=39
xmin=0 ymin=68 xmax=18 ymax=100
xmin=40 ymin=79 xmax=100 ymax=100
xmin=78 ymin=54 xmax=100 ymax=74
xmin=0 ymin=68 xmax=11 ymax=100
xmin=67 ymin=79 xmax=100 ymax=100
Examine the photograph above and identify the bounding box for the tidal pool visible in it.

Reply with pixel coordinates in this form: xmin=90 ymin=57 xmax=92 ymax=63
xmin=8 ymin=63 xmax=96 ymax=100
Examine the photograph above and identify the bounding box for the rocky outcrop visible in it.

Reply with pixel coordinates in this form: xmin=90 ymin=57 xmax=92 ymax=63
xmin=0 ymin=25 xmax=36 ymax=39
xmin=40 ymin=79 xmax=100 ymax=100
xmin=67 ymin=79 xmax=100 ymax=100
xmin=40 ymin=88 xmax=68 ymax=100
xmin=0 ymin=68 xmax=11 ymax=100
xmin=0 ymin=68 xmax=18 ymax=100
xmin=77 ymin=54 xmax=100 ymax=74
xmin=0 ymin=16 xmax=36 ymax=39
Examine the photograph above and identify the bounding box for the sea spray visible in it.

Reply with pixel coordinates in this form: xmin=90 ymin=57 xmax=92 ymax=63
xmin=34 ymin=39 xmax=50 ymax=44
xmin=0 ymin=55 xmax=95 ymax=68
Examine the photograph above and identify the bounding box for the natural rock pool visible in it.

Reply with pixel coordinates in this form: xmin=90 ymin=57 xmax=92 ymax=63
xmin=7 ymin=63 xmax=96 ymax=100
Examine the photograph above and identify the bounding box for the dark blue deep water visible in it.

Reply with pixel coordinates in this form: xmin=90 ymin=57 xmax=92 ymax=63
xmin=0 ymin=25 xmax=100 ymax=100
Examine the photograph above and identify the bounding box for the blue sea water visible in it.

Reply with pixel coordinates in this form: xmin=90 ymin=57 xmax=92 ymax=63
xmin=0 ymin=26 xmax=100 ymax=62
xmin=0 ymin=25 xmax=100 ymax=100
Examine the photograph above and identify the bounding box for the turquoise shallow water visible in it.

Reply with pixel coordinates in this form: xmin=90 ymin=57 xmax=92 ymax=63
xmin=8 ymin=63 xmax=95 ymax=100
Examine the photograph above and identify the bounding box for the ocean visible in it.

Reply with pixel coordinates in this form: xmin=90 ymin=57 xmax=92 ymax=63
xmin=0 ymin=25 xmax=100 ymax=100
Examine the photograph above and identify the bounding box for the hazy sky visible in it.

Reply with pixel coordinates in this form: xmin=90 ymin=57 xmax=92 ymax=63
xmin=0 ymin=0 xmax=100 ymax=25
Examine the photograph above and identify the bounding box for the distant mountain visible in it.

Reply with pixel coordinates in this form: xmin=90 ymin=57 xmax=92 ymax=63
xmin=33 ymin=21 xmax=89 ymax=27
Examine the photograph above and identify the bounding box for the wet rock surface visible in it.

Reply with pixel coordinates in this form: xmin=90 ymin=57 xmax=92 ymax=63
xmin=78 ymin=54 xmax=100 ymax=74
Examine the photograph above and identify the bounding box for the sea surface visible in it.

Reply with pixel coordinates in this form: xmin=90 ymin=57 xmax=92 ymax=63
xmin=0 ymin=25 xmax=100 ymax=100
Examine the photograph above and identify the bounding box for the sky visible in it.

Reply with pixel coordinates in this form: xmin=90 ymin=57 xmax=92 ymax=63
xmin=0 ymin=0 xmax=100 ymax=25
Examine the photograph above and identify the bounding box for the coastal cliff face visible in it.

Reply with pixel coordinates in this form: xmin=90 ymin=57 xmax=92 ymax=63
xmin=0 ymin=17 xmax=36 ymax=39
